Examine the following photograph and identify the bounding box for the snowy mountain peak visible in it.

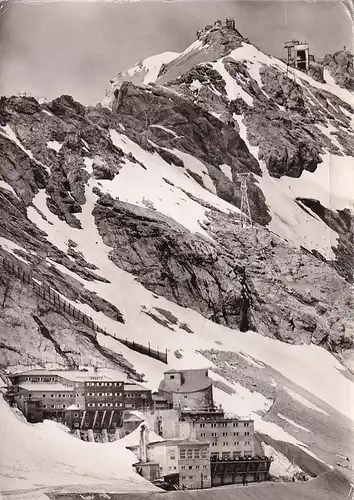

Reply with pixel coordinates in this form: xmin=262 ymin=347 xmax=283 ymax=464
xmin=1 ymin=19 xmax=354 ymax=492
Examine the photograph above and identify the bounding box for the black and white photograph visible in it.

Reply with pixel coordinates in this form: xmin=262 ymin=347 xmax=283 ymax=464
xmin=0 ymin=0 xmax=353 ymax=499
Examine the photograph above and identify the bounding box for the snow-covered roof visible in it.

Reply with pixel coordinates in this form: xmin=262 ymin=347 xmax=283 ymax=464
xmin=11 ymin=368 xmax=127 ymax=383
xmin=66 ymin=404 xmax=81 ymax=411
xmin=18 ymin=383 xmax=75 ymax=392
xmin=125 ymin=383 xmax=149 ymax=391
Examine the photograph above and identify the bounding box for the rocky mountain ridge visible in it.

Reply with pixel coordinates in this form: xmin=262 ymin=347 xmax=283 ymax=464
xmin=1 ymin=20 xmax=354 ymax=481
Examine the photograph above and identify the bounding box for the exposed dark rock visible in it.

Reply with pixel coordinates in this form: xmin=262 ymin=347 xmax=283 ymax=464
xmin=322 ymin=49 xmax=354 ymax=90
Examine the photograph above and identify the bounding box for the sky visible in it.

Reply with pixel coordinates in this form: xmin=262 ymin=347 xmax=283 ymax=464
xmin=0 ymin=0 xmax=352 ymax=105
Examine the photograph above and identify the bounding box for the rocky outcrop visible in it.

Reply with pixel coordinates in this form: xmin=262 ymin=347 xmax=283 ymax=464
xmin=110 ymin=82 xmax=271 ymax=225
xmin=322 ymin=49 xmax=354 ymax=90
xmin=296 ymin=198 xmax=354 ymax=282
xmin=92 ymin=194 xmax=354 ymax=357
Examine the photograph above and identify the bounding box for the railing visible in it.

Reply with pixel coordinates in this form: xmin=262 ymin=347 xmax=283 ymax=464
xmin=2 ymin=256 xmax=167 ymax=364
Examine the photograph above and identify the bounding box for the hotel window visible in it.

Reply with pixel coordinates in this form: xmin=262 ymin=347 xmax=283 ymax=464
xmin=201 ymin=449 xmax=207 ymax=458
xmin=199 ymin=423 xmax=205 ymax=428
xmin=234 ymin=432 xmax=239 ymax=436
xmin=233 ymin=423 xmax=238 ymax=427
xmin=74 ymin=413 xmax=79 ymax=417
xmin=212 ymin=442 xmax=217 ymax=447
xmin=180 ymin=449 xmax=186 ymax=460
xmin=188 ymin=465 xmax=193 ymax=470
xmin=245 ymin=432 xmax=250 ymax=436
xmin=234 ymin=442 xmax=240 ymax=446
xmin=244 ymin=422 xmax=249 ymax=427
xmin=43 ymin=394 xmax=46 ymax=398
xmin=194 ymin=449 xmax=200 ymax=458
xmin=223 ymin=442 xmax=228 ymax=446
xmin=196 ymin=465 xmax=200 ymax=470
xmin=43 ymin=405 xmax=47 ymax=408
xmin=203 ymin=475 xmax=208 ymax=479
xmin=211 ymin=423 xmax=216 ymax=428
xmin=200 ymin=433 xmax=206 ymax=438
xmin=222 ymin=432 xmax=228 ymax=436
xmin=189 ymin=476 xmax=193 ymax=480
xmin=51 ymin=405 xmax=55 ymax=408
xmin=187 ymin=449 xmax=193 ymax=459
xmin=181 ymin=465 xmax=186 ymax=470
xmin=203 ymin=465 xmax=208 ymax=469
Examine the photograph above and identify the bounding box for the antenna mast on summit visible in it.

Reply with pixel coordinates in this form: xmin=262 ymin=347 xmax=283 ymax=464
xmin=235 ymin=173 xmax=252 ymax=228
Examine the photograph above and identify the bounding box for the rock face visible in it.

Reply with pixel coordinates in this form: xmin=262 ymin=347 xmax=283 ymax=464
xmin=0 ymin=21 xmax=353 ymax=373
xmin=322 ymin=49 xmax=354 ymax=90
xmin=92 ymin=195 xmax=354 ymax=357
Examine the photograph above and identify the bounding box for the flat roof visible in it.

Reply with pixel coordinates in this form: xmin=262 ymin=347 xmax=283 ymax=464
xmin=10 ymin=368 xmax=128 ymax=383
xmin=18 ymin=383 xmax=75 ymax=392
xmin=125 ymin=383 xmax=149 ymax=391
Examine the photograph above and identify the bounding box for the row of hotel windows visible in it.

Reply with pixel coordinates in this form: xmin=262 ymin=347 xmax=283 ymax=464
xmin=87 ymin=402 xmax=123 ymax=407
xmin=181 ymin=475 xmax=209 ymax=480
xmin=24 ymin=377 xmax=58 ymax=382
xmin=199 ymin=422 xmax=250 ymax=428
xmin=28 ymin=393 xmax=83 ymax=398
xmin=43 ymin=404 xmax=66 ymax=409
xmin=199 ymin=432 xmax=250 ymax=437
xmin=86 ymin=392 xmax=145 ymax=398
xmin=86 ymin=402 xmax=146 ymax=408
xmin=181 ymin=465 xmax=209 ymax=470
xmin=86 ymin=382 xmax=123 ymax=387
xmin=180 ymin=449 xmax=208 ymax=459
xmin=86 ymin=392 xmax=123 ymax=397
xmin=212 ymin=451 xmax=253 ymax=458
xmin=211 ymin=441 xmax=252 ymax=446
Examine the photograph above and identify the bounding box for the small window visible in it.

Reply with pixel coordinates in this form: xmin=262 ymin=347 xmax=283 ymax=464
xmin=188 ymin=465 xmax=193 ymax=470
xmin=222 ymin=432 xmax=228 ymax=436
xmin=200 ymin=433 xmax=206 ymax=437
xmin=189 ymin=476 xmax=193 ymax=480
xmin=196 ymin=465 xmax=200 ymax=469
xmin=43 ymin=404 xmax=47 ymax=408
xmin=181 ymin=465 xmax=186 ymax=470
xmin=43 ymin=394 xmax=46 ymax=398
xmin=203 ymin=465 xmax=208 ymax=469
xmin=180 ymin=449 xmax=186 ymax=460
xmin=187 ymin=449 xmax=193 ymax=459
xmin=170 ymin=375 xmax=175 ymax=379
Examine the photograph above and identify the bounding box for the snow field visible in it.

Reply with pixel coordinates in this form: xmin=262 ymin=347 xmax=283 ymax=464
xmin=0 ymin=397 xmax=156 ymax=493
xmin=233 ymin=114 xmax=339 ymax=260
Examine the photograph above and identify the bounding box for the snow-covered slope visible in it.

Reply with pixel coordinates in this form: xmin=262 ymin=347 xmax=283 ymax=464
xmin=1 ymin=20 xmax=354 ymax=494
xmin=102 ymin=51 xmax=179 ymax=108
xmin=0 ymin=396 xmax=157 ymax=493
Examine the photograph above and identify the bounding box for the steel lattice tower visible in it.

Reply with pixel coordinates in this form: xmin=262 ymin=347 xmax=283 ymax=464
xmin=236 ymin=173 xmax=252 ymax=228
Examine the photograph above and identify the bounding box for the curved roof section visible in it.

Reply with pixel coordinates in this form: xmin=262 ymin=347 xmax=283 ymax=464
xmin=159 ymin=369 xmax=213 ymax=394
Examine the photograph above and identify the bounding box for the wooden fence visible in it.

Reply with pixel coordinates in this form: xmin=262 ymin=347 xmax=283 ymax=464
xmin=2 ymin=256 xmax=167 ymax=364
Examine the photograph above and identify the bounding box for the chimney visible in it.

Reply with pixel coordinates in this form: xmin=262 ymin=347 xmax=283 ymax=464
xmin=140 ymin=424 xmax=148 ymax=463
